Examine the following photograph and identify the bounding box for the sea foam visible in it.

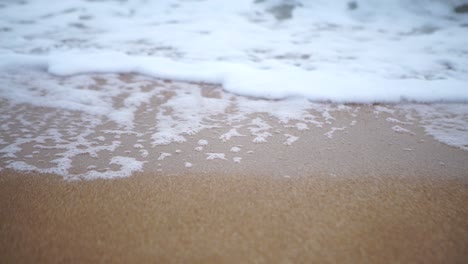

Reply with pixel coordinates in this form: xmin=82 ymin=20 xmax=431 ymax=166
xmin=0 ymin=0 xmax=467 ymax=102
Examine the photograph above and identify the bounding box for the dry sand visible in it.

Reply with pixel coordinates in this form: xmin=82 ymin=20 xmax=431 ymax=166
xmin=1 ymin=171 xmax=467 ymax=263
xmin=1 ymin=76 xmax=468 ymax=263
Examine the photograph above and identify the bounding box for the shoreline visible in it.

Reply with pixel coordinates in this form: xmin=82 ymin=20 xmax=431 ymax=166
xmin=1 ymin=75 xmax=467 ymax=262
xmin=1 ymin=96 xmax=468 ymax=179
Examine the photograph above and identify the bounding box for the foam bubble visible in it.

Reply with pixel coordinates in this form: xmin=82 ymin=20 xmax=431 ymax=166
xmin=391 ymin=125 xmax=415 ymax=135
xmin=284 ymin=134 xmax=299 ymax=146
xmin=198 ymin=140 xmax=209 ymax=146
xmin=230 ymin=147 xmax=242 ymax=153
xmin=157 ymin=152 xmax=172 ymax=161
xmin=206 ymin=153 xmax=227 ymax=160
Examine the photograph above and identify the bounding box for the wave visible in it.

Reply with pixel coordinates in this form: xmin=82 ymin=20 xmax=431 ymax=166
xmin=0 ymin=0 xmax=467 ymax=103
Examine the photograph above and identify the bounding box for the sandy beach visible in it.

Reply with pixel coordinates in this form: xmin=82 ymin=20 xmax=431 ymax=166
xmin=1 ymin=92 xmax=468 ymax=263
xmin=1 ymin=171 xmax=467 ymax=263
xmin=1 ymin=1 xmax=468 ymax=262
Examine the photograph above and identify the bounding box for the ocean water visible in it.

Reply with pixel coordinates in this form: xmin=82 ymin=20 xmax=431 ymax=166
xmin=0 ymin=0 xmax=467 ymax=179
xmin=1 ymin=0 xmax=468 ymax=101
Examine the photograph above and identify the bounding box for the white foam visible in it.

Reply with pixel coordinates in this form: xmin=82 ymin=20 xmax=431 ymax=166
xmin=386 ymin=117 xmax=413 ymax=125
xmin=150 ymin=87 xmax=228 ymax=146
xmin=6 ymin=155 xmax=143 ymax=180
xmin=295 ymin=123 xmax=309 ymax=131
xmin=249 ymin=118 xmax=273 ymax=143
xmin=157 ymin=152 xmax=172 ymax=161
xmin=206 ymin=153 xmax=227 ymax=160
xmin=324 ymin=127 xmax=347 ymax=139
xmin=194 ymin=146 xmax=204 ymax=152
xmin=139 ymin=149 xmax=149 ymax=158
xmin=220 ymin=129 xmax=245 ymax=142
xmin=0 ymin=0 xmax=467 ymax=103
xmin=230 ymin=147 xmax=242 ymax=153
xmin=83 ymin=157 xmax=144 ymax=180
xmin=283 ymin=134 xmax=299 ymax=146
xmin=197 ymin=140 xmax=209 ymax=146
xmin=392 ymin=125 xmax=415 ymax=135
xmin=398 ymin=104 xmax=468 ymax=151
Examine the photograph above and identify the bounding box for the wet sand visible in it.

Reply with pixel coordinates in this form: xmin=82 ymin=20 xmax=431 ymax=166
xmin=1 ymin=76 xmax=468 ymax=263
xmin=1 ymin=171 xmax=467 ymax=263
